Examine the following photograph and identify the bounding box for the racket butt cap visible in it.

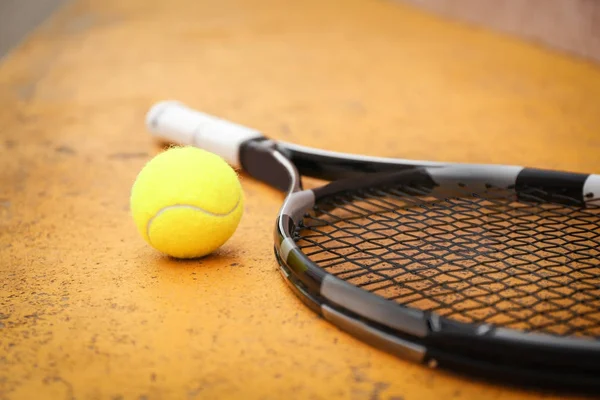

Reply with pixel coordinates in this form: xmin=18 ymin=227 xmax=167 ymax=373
xmin=146 ymin=100 xmax=195 ymax=145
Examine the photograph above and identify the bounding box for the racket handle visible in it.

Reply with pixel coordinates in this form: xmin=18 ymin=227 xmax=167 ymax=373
xmin=146 ymin=101 xmax=263 ymax=167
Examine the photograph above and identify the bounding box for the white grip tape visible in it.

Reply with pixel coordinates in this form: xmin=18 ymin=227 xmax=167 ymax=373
xmin=146 ymin=101 xmax=263 ymax=168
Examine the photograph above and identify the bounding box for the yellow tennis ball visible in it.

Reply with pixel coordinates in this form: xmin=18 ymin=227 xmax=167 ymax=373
xmin=130 ymin=146 xmax=244 ymax=258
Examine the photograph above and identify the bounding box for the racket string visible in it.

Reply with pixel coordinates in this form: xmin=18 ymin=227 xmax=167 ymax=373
xmin=294 ymin=184 xmax=600 ymax=337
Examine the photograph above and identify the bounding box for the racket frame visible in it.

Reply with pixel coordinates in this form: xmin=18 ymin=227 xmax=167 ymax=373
xmin=147 ymin=101 xmax=600 ymax=391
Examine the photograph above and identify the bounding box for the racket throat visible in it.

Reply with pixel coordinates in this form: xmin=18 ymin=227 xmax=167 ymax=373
xmin=239 ymin=138 xmax=302 ymax=192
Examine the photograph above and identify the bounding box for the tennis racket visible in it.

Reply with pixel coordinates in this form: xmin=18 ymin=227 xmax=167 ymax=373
xmin=146 ymin=101 xmax=600 ymax=392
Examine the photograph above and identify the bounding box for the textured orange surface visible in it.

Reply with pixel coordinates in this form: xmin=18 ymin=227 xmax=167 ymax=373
xmin=1 ymin=0 xmax=599 ymax=399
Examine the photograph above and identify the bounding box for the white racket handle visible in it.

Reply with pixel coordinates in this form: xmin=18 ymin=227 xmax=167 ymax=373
xmin=146 ymin=101 xmax=264 ymax=168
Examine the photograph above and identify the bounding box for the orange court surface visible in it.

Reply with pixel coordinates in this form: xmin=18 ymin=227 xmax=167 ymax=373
xmin=1 ymin=0 xmax=600 ymax=399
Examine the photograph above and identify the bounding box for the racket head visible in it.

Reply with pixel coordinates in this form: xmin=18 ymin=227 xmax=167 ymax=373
xmin=273 ymin=163 xmax=600 ymax=389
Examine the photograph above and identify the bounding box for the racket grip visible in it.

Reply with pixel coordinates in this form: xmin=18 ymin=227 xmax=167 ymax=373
xmin=145 ymin=101 xmax=263 ymax=167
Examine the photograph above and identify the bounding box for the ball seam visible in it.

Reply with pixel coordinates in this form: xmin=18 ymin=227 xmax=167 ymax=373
xmin=145 ymin=197 xmax=242 ymax=246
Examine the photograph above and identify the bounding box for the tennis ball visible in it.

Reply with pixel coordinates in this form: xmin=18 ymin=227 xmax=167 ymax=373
xmin=130 ymin=146 xmax=243 ymax=258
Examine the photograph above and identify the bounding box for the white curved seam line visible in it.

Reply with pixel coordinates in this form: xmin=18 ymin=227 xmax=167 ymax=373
xmin=145 ymin=197 xmax=241 ymax=242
